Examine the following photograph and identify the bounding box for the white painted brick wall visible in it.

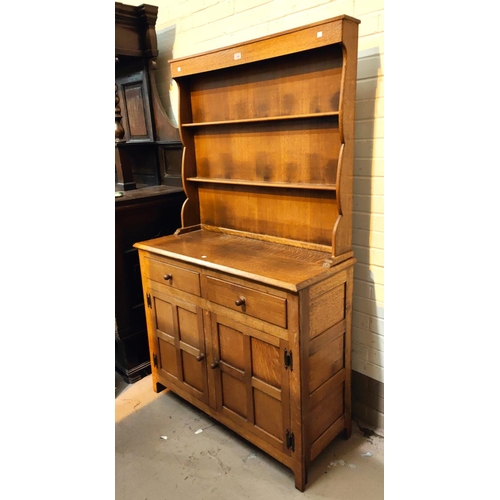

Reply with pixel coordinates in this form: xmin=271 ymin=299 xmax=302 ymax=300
xmin=129 ymin=0 xmax=385 ymax=384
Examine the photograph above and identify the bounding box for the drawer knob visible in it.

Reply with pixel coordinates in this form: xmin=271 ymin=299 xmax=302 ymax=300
xmin=196 ymin=353 xmax=205 ymax=362
xmin=235 ymin=296 xmax=246 ymax=306
xmin=210 ymin=359 xmax=219 ymax=369
xmin=163 ymin=274 xmax=172 ymax=281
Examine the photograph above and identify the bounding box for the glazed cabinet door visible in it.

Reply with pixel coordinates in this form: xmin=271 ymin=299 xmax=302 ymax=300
xmin=210 ymin=313 xmax=292 ymax=456
xmin=146 ymin=288 xmax=209 ymax=404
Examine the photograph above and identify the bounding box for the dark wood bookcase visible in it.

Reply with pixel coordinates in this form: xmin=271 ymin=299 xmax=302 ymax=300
xmin=135 ymin=15 xmax=360 ymax=490
xmin=115 ymin=2 xmax=186 ymax=383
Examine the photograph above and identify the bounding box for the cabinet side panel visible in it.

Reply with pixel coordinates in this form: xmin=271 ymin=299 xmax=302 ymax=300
xmin=309 ymin=321 xmax=345 ymax=393
xmin=309 ymin=376 xmax=344 ymax=443
xmin=309 ymin=284 xmax=345 ymax=339
xmin=332 ymin=20 xmax=358 ymax=256
xmin=137 ymin=250 xmax=165 ymax=392
xmin=306 ymin=265 xmax=353 ymax=460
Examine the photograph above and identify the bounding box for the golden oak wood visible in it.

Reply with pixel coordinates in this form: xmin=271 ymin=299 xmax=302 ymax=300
xmin=134 ymin=15 xmax=359 ymax=492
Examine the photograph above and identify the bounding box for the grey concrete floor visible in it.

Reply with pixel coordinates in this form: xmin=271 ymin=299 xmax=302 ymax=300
xmin=115 ymin=373 xmax=383 ymax=500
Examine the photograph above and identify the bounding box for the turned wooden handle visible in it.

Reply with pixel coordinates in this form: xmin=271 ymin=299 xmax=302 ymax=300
xmin=210 ymin=359 xmax=219 ymax=369
xmin=196 ymin=353 xmax=205 ymax=362
xmin=163 ymin=274 xmax=172 ymax=281
xmin=235 ymin=296 xmax=246 ymax=306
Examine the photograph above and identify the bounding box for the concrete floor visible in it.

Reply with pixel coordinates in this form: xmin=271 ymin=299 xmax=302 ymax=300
xmin=115 ymin=373 xmax=384 ymax=500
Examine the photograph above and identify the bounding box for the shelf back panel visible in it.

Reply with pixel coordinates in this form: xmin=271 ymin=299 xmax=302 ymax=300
xmin=192 ymin=119 xmax=340 ymax=186
xmin=198 ymin=184 xmax=338 ymax=247
xmin=188 ymin=45 xmax=343 ymax=123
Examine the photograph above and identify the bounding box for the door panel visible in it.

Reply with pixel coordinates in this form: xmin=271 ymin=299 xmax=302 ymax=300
xmin=148 ymin=289 xmax=209 ymax=404
xmin=181 ymin=351 xmax=205 ymax=393
xmin=158 ymin=337 xmax=179 ymax=379
xmin=211 ymin=314 xmax=291 ymax=455
xmin=254 ymin=390 xmax=283 ymax=439
xmin=251 ymin=337 xmax=282 ymax=388
xmin=155 ymin=299 xmax=174 ymax=340
xmin=221 ymin=372 xmax=247 ymax=418
xmin=218 ymin=323 xmax=245 ymax=370
xmin=178 ymin=307 xmax=201 ymax=348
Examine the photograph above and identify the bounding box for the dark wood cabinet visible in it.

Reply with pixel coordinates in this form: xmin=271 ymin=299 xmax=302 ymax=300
xmin=115 ymin=1 xmax=182 ymax=190
xmin=115 ymin=187 xmax=185 ymax=383
xmin=135 ymin=15 xmax=359 ymax=490
xmin=115 ymin=2 xmax=186 ymax=383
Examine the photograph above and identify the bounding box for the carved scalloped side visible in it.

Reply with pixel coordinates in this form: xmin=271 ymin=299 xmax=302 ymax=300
xmin=180 ymin=145 xmax=201 ymax=228
xmin=332 ymin=25 xmax=357 ymax=258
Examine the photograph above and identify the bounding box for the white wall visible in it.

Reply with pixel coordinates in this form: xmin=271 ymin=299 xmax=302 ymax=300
xmin=130 ymin=0 xmax=385 ymax=384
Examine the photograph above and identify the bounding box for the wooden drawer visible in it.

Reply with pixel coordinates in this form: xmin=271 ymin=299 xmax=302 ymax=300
xmin=206 ymin=276 xmax=287 ymax=328
xmin=145 ymin=257 xmax=201 ymax=296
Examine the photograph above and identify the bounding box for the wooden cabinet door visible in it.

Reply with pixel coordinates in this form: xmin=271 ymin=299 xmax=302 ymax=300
xmin=147 ymin=288 xmax=209 ymax=404
xmin=210 ymin=313 xmax=291 ymax=455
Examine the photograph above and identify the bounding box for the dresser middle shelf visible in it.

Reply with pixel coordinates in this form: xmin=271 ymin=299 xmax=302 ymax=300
xmin=186 ymin=177 xmax=337 ymax=191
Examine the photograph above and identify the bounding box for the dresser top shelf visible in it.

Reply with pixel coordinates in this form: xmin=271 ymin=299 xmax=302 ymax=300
xmin=169 ymin=15 xmax=360 ymax=77
xmin=134 ymin=229 xmax=353 ymax=291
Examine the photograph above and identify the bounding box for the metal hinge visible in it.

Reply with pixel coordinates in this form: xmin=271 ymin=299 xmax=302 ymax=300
xmin=284 ymin=348 xmax=293 ymax=371
xmin=153 ymin=353 xmax=158 ymax=368
xmin=146 ymin=293 xmax=152 ymax=308
xmin=286 ymin=430 xmax=295 ymax=451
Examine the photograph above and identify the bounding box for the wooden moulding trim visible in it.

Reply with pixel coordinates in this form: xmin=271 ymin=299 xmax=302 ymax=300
xmin=202 ymin=225 xmax=332 ymax=254
xmin=174 ymin=224 xmax=201 ymax=235
xmin=115 ymin=4 xmax=159 ymax=58
xmin=170 ymin=16 xmax=359 ymax=77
